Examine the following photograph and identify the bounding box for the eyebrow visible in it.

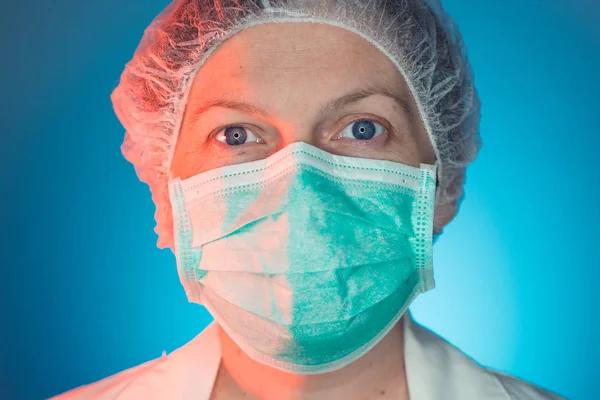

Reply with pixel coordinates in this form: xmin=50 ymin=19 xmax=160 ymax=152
xmin=187 ymin=84 xmax=413 ymax=124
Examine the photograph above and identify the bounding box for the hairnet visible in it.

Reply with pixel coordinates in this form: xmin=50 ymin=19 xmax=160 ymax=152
xmin=111 ymin=0 xmax=481 ymax=249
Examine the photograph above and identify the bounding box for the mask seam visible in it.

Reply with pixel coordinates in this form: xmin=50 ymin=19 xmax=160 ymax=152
xmin=413 ymin=168 xmax=435 ymax=291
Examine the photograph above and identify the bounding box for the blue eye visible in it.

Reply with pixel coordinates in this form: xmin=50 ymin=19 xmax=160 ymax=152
xmin=215 ymin=126 xmax=261 ymax=146
xmin=339 ymin=120 xmax=384 ymax=140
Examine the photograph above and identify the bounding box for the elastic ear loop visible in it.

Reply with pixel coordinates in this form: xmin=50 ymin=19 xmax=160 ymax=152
xmin=432 ymin=160 xmax=443 ymax=242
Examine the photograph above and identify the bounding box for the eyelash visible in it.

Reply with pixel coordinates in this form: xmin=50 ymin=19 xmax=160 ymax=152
xmin=211 ymin=116 xmax=391 ymax=147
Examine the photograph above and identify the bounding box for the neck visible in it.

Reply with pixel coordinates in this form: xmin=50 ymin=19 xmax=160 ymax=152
xmin=213 ymin=318 xmax=409 ymax=400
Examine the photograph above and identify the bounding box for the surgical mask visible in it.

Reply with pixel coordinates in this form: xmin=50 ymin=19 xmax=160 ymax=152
xmin=168 ymin=142 xmax=436 ymax=374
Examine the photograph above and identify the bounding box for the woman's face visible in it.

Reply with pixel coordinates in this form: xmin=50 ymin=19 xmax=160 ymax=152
xmin=171 ymin=23 xmax=434 ymax=180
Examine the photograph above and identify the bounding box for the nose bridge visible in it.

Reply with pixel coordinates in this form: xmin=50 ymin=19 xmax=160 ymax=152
xmin=268 ymin=89 xmax=327 ymax=152
xmin=276 ymin=118 xmax=320 ymax=151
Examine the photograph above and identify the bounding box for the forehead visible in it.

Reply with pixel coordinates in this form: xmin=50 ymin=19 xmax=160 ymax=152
xmin=187 ymin=23 xmax=411 ymax=108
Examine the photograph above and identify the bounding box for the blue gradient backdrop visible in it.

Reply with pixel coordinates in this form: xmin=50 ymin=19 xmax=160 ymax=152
xmin=1 ymin=1 xmax=598 ymax=399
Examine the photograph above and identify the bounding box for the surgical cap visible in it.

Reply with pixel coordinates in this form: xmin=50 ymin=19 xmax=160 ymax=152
xmin=111 ymin=0 xmax=481 ymax=249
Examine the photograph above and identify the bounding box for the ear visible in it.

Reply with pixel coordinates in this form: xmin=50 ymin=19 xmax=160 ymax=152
xmin=433 ymin=201 xmax=458 ymax=234
xmin=433 ymin=171 xmax=466 ymax=234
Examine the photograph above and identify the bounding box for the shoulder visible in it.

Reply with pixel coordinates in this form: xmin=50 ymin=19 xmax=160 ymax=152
xmin=404 ymin=315 xmax=564 ymax=400
xmin=488 ymin=370 xmax=565 ymax=400
xmin=48 ymin=356 xmax=168 ymax=400
xmin=49 ymin=323 xmax=222 ymax=400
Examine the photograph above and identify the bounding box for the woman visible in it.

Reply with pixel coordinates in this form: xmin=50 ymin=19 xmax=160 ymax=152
xmin=53 ymin=0 xmax=563 ymax=399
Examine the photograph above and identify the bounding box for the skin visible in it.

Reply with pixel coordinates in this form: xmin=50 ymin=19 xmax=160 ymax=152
xmin=170 ymin=23 xmax=441 ymax=400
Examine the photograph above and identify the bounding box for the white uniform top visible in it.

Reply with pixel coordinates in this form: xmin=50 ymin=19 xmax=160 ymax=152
xmin=51 ymin=314 xmax=564 ymax=399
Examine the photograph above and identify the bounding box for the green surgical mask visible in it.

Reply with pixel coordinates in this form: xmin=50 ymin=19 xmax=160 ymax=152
xmin=169 ymin=142 xmax=436 ymax=374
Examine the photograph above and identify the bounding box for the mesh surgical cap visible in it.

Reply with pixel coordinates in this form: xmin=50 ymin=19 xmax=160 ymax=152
xmin=111 ymin=0 xmax=481 ymax=249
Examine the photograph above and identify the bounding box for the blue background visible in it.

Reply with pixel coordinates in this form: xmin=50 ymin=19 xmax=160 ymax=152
xmin=1 ymin=1 xmax=598 ymax=399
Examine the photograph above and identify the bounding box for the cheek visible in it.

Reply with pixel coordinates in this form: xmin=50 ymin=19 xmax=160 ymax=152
xmin=386 ymin=147 xmax=421 ymax=168
xmin=382 ymin=133 xmax=421 ymax=168
xmin=411 ymin=121 xmax=435 ymax=165
xmin=171 ymin=138 xmax=209 ymax=180
xmin=172 ymin=139 xmax=271 ymax=180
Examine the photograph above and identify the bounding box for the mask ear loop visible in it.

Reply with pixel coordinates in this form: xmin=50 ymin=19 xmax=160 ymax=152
xmin=432 ymin=161 xmax=442 ymax=244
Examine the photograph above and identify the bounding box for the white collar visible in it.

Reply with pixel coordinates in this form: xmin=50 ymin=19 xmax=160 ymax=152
xmin=158 ymin=311 xmax=508 ymax=400
xmin=402 ymin=313 xmax=508 ymax=399
xmin=111 ymin=312 xmax=510 ymax=400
